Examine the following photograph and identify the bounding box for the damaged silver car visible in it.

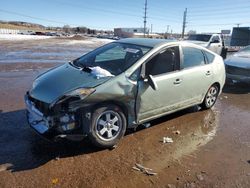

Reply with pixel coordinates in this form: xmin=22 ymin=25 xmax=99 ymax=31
xmin=25 ymin=38 xmax=225 ymax=148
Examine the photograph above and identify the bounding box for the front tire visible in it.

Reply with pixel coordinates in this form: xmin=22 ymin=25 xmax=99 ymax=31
xmin=201 ymin=84 xmax=219 ymax=109
xmin=88 ymin=105 xmax=126 ymax=148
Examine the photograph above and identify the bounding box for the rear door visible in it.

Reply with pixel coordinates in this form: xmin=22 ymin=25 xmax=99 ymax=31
xmin=178 ymin=45 xmax=213 ymax=104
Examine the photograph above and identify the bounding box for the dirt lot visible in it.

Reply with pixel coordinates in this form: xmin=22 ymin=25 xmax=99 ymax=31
xmin=0 ymin=38 xmax=250 ymax=188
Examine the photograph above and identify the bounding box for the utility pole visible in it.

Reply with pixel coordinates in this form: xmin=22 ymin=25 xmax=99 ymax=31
xmin=181 ymin=8 xmax=187 ymax=39
xmin=167 ymin=25 xmax=170 ymax=34
xmin=151 ymin=24 xmax=153 ymax=34
xmin=143 ymin=0 xmax=148 ymax=37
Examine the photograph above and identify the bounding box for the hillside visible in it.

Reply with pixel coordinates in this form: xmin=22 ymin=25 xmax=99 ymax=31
xmin=0 ymin=21 xmax=48 ymax=31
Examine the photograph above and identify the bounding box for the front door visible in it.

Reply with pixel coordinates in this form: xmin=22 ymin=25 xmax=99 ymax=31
xmin=136 ymin=46 xmax=182 ymax=122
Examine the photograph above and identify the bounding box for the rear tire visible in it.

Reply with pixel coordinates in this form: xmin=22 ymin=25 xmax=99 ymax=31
xmin=88 ymin=104 xmax=126 ymax=148
xmin=201 ymin=84 xmax=219 ymax=109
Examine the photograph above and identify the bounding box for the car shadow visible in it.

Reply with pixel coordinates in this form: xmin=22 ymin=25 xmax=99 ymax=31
xmin=223 ymin=82 xmax=250 ymax=94
xmin=126 ymin=105 xmax=200 ymax=133
xmin=0 ymin=106 xmax=200 ymax=172
xmin=0 ymin=109 xmax=102 ymax=172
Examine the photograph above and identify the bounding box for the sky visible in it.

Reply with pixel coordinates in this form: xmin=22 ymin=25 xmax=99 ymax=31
xmin=1 ymin=0 xmax=250 ymax=34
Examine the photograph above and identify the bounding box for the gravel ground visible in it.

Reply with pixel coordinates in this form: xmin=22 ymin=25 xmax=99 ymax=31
xmin=0 ymin=38 xmax=250 ymax=188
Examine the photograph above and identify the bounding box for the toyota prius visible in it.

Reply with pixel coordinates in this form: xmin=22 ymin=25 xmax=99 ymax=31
xmin=25 ymin=38 xmax=225 ymax=148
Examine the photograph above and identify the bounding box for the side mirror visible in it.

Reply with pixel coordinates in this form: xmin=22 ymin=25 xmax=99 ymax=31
xmin=147 ymin=75 xmax=158 ymax=90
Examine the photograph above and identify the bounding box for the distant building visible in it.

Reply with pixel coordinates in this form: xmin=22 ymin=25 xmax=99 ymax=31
xmin=114 ymin=27 xmax=163 ymax=38
xmin=0 ymin=28 xmax=20 ymax=34
xmin=230 ymin=27 xmax=250 ymax=46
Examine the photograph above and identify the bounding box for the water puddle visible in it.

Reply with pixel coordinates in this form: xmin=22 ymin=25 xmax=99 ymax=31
xmin=142 ymin=108 xmax=219 ymax=171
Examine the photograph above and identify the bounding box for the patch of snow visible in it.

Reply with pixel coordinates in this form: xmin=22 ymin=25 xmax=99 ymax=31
xmin=90 ymin=66 xmax=114 ymax=78
xmin=60 ymin=38 xmax=114 ymax=45
xmin=0 ymin=34 xmax=54 ymax=41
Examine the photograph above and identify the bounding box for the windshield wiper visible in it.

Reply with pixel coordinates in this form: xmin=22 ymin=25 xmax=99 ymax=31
xmin=70 ymin=61 xmax=92 ymax=72
xmin=81 ymin=66 xmax=92 ymax=73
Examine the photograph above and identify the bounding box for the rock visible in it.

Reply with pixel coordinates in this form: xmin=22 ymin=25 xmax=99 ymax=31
xmin=51 ymin=178 xmax=59 ymax=185
xmin=163 ymin=137 xmax=173 ymax=143
xmin=184 ymin=183 xmax=196 ymax=188
xmin=196 ymin=174 xmax=204 ymax=181
xmin=0 ymin=163 xmax=12 ymax=172
xmin=167 ymin=184 xmax=176 ymax=188
xmin=55 ymin=156 xmax=60 ymax=161
xmin=173 ymin=130 xmax=180 ymax=135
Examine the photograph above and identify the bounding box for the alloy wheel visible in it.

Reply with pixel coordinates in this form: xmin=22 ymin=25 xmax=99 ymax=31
xmin=95 ymin=110 xmax=122 ymax=141
xmin=205 ymin=86 xmax=218 ymax=107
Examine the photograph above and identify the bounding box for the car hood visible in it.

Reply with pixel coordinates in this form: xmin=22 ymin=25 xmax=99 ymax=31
xmin=186 ymin=40 xmax=208 ymax=47
xmin=29 ymin=63 xmax=111 ymax=104
xmin=225 ymin=56 xmax=250 ymax=69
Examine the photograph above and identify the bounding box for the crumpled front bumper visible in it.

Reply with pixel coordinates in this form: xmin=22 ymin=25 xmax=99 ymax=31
xmin=24 ymin=94 xmax=56 ymax=139
xmin=25 ymin=94 xmax=89 ymax=141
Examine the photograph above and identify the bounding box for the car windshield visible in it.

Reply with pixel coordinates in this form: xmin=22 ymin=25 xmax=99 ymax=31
xmin=73 ymin=42 xmax=151 ymax=75
xmin=234 ymin=45 xmax=250 ymax=58
xmin=187 ymin=34 xmax=212 ymax=42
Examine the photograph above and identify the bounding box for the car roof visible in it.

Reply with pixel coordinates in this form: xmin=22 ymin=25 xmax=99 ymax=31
xmin=115 ymin=38 xmax=177 ymax=48
xmin=113 ymin=38 xmax=215 ymax=55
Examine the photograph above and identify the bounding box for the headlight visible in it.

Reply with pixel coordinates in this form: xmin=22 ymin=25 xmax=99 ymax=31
xmin=65 ymin=88 xmax=95 ymax=99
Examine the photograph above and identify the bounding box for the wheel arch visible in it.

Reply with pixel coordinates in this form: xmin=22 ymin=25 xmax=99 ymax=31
xmin=213 ymin=82 xmax=221 ymax=93
xmin=91 ymin=100 xmax=129 ymax=124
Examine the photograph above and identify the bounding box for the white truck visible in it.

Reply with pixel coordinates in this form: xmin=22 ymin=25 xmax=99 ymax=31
xmin=187 ymin=34 xmax=226 ymax=56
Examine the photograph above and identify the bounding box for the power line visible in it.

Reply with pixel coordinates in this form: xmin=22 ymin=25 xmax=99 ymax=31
xmin=190 ymin=6 xmax=250 ymax=15
xmin=51 ymin=0 xmax=180 ymax=23
xmin=0 ymin=8 xmax=68 ymax=25
xmin=52 ymin=0 xmax=142 ymax=18
xmin=186 ymin=0 xmax=250 ymax=10
xmin=189 ymin=10 xmax=250 ymax=18
xmin=188 ymin=13 xmax=250 ymax=22
xmin=0 ymin=8 xmax=115 ymax=29
xmin=188 ymin=21 xmax=250 ymax=27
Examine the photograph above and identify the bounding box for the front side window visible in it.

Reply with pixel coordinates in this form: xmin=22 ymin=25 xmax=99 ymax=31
xmin=146 ymin=46 xmax=180 ymax=76
xmin=182 ymin=47 xmax=205 ymax=69
xmin=73 ymin=42 xmax=151 ymax=75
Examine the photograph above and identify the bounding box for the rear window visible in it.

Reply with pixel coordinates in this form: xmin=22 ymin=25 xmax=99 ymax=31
xmin=203 ymin=50 xmax=215 ymax=64
xmin=187 ymin=34 xmax=212 ymax=42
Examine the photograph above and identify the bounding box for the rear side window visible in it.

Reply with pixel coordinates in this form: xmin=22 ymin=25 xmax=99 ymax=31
xmin=203 ymin=50 xmax=215 ymax=64
xmin=182 ymin=47 xmax=205 ymax=69
xmin=211 ymin=35 xmax=220 ymax=43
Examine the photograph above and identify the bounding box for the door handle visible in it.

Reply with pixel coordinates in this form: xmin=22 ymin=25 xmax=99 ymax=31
xmin=206 ymin=71 xmax=211 ymax=76
xmin=174 ymin=78 xmax=182 ymax=85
